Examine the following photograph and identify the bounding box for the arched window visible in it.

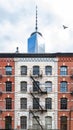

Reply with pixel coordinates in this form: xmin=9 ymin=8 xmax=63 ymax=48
xmin=60 ymin=98 xmax=67 ymax=109
xmin=45 ymin=116 xmax=52 ymax=129
xmin=45 ymin=81 xmax=52 ymax=92
xmin=45 ymin=98 xmax=52 ymax=109
xmin=20 ymin=116 xmax=27 ymax=129
xmin=60 ymin=66 xmax=67 ymax=75
xmin=33 ymin=66 xmax=39 ymax=75
xmin=5 ymin=116 xmax=12 ymax=129
xmin=21 ymin=81 xmax=27 ymax=92
xmin=6 ymin=81 xmax=12 ymax=91
xmin=45 ymin=66 xmax=52 ymax=75
xmin=20 ymin=98 xmax=27 ymax=109
xmin=5 ymin=66 xmax=12 ymax=75
xmin=60 ymin=116 xmax=67 ymax=130
xmin=60 ymin=81 xmax=67 ymax=92
xmin=21 ymin=66 xmax=27 ymax=75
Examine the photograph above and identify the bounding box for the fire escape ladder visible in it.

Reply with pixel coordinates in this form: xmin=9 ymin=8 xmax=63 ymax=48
xmin=30 ymin=76 xmax=47 ymax=94
xmin=30 ymin=92 xmax=44 ymax=111
xmin=29 ymin=109 xmax=44 ymax=130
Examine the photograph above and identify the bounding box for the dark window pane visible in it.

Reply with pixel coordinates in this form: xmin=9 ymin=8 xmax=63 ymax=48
xmin=33 ymin=98 xmax=39 ymax=109
xmin=33 ymin=66 xmax=39 ymax=75
xmin=45 ymin=98 xmax=52 ymax=109
xmin=20 ymin=116 xmax=27 ymax=129
xmin=21 ymin=66 xmax=27 ymax=75
xmin=20 ymin=98 xmax=27 ymax=109
xmin=6 ymin=81 xmax=12 ymax=91
xmin=5 ymin=116 xmax=12 ymax=129
xmin=33 ymin=81 xmax=39 ymax=92
xmin=6 ymin=98 xmax=12 ymax=109
xmin=60 ymin=98 xmax=67 ymax=109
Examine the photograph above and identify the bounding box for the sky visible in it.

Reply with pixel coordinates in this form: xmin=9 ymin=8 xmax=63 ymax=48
xmin=0 ymin=0 xmax=73 ymax=53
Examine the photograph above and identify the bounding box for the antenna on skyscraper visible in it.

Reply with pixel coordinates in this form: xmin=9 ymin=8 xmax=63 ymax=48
xmin=35 ymin=5 xmax=38 ymax=32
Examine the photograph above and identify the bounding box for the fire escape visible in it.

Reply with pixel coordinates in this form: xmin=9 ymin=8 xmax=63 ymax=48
xmin=69 ymin=70 xmax=73 ymax=130
xmin=29 ymin=70 xmax=47 ymax=130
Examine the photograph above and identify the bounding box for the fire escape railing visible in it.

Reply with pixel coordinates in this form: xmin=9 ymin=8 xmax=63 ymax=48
xmin=29 ymin=109 xmax=44 ymax=130
xmin=29 ymin=74 xmax=47 ymax=130
xmin=30 ymin=75 xmax=47 ymax=94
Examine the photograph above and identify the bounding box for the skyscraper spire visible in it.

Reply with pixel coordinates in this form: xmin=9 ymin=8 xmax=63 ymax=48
xmin=35 ymin=6 xmax=38 ymax=32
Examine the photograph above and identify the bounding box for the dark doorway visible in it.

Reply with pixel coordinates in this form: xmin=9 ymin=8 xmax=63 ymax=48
xmin=5 ymin=116 xmax=12 ymax=129
xmin=60 ymin=116 xmax=67 ymax=130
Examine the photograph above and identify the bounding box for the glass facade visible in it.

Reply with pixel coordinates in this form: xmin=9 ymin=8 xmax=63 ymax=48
xmin=28 ymin=32 xmax=45 ymax=53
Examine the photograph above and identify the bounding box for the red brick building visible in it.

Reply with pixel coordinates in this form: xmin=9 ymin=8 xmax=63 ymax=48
xmin=58 ymin=54 xmax=73 ymax=130
xmin=0 ymin=56 xmax=15 ymax=129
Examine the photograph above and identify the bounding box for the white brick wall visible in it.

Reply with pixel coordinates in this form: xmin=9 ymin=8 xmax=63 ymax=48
xmin=14 ymin=57 xmax=58 ymax=129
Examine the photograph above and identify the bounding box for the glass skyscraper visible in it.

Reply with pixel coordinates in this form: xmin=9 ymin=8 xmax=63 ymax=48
xmin=28 ymin=31 xmax=45 ymax=53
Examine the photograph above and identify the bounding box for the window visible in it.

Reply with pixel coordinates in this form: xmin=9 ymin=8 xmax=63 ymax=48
xmin=60 ymin=116 xmax=67 ymax=130
xmin=5 ymin=116 xmax=12 ymax=129
xmin=60 ymin=81 xmax=67 ymax=92
xmin=21 ymin=81 xmax=27 ymax=92
xmin=33 ymin=98 xmax=39 ymax=109
xmin=33 ymin=81 xmax=39 ymax=92
xmin=33 ymin=116 xmax=40 ymax=129
xmin=45 ymin=98 xmax=52 ymax=109
xmin=20 ymin=98 xmax=27 ymax=109
xmin=5 ymin=66 xmax=12 ymax=75
xmin=20 ymin=116 xmax=27 ymax=129
xmin=45 ymin=81 xmax=52 ymax=92
xmin=45 ymin=116 xmax=52 ymax=129
xmin=6 ymin=98 xmax=12 ymax=109
xmin=60 ymin=66 xmax=67 ymax=75
xmin=6 ymin=81 xmax=12 ymax=92
xmin=60 ymin=98 xmax=67 ymax=109
xmin=21 ymin=66 xmax=27 ymax=75
xmin=45 ymin=66 xmax=52 ymax=75
xmin=33 ymin=66 xmax=39 ymax=75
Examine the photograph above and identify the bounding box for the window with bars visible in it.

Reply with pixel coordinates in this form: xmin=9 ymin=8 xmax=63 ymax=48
xmin=20 ymin=98 xmax=27 ymax=109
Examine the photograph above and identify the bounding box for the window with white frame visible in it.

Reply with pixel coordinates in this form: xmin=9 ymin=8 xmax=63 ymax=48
xmin=45 ymin=81 xmax=52 ymax=92
xmin=21 ymin=81 xmax=27 ymax=92
xmin=21 ymin=66 xmax=27 ymax=75
xmin=20 ymin=116 xmax=27 ymax=129
xmin=45 ymin=66 xmax=52 ymax=75
xmin=60 ymin=81 xmax=68 ymax=92
xmin=60 ymin=66 xmax=67 ymax=75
